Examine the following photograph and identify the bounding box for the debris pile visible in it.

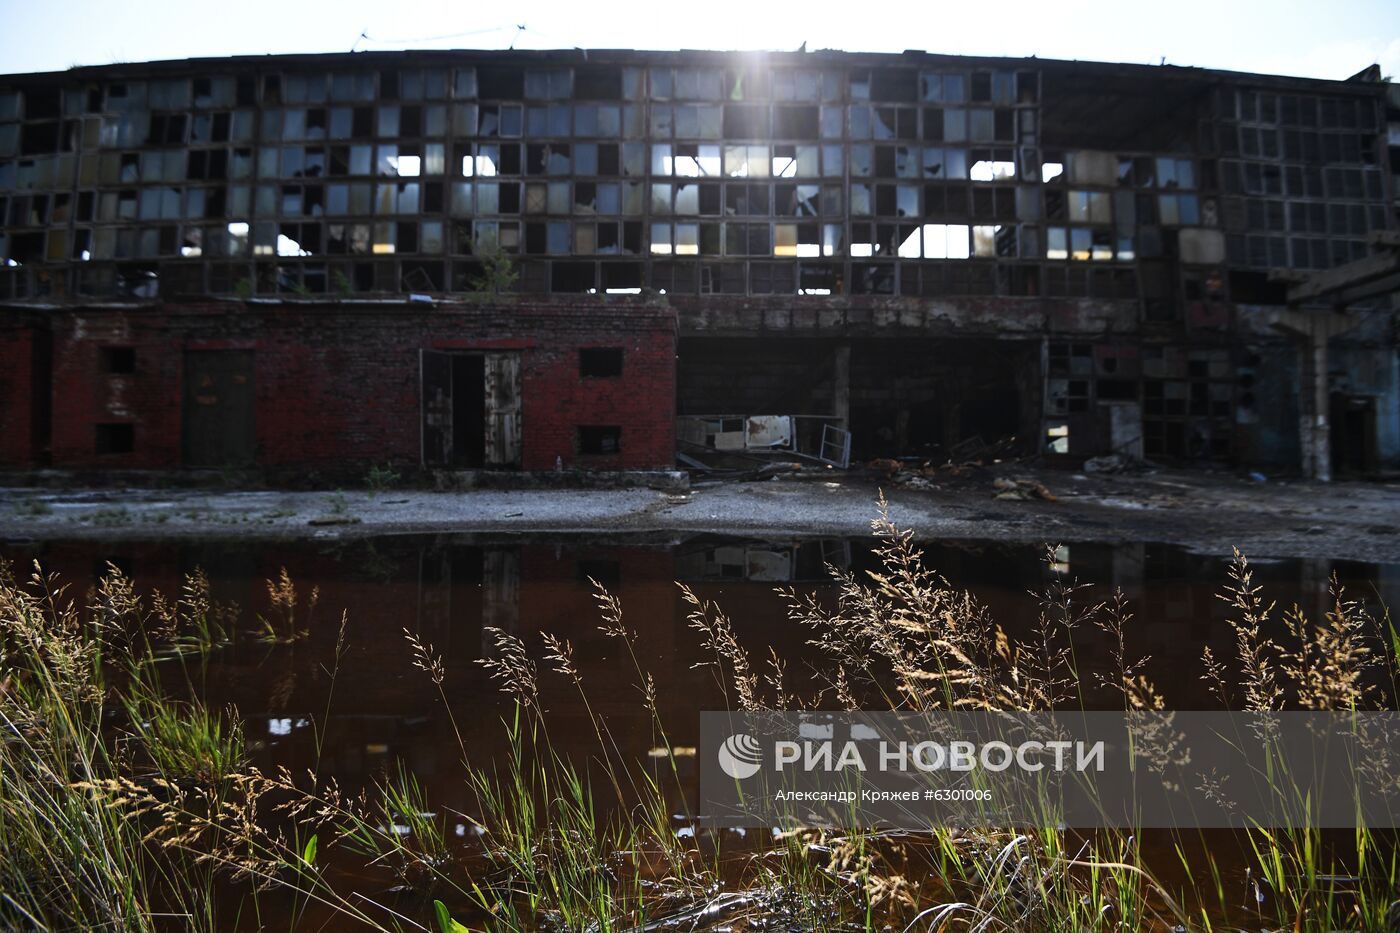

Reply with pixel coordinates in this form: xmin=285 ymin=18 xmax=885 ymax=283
xmin=991 ymin=477 xmax=1058 ymax=502
xmin=1082 ymin=453 xmax=1152 ymax=475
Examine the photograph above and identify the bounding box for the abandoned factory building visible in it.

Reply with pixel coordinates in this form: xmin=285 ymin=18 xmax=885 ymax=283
xmin=0 ymin=49 xmax=1398 ymax=475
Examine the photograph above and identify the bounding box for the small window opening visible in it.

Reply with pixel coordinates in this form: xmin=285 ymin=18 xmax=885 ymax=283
xmin=95 ymin=423 xmax=135 ymax=455
xmin=578 ymin=425 xmax=622 ymax=454
xmin=579 ymin=347 xmax=624 ymax=378
xmin=99 ymin=346 xmax=136 ymax=374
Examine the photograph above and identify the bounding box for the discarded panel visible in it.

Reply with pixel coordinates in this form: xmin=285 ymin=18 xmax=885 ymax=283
xmin=714 ymin=431 xmax=746 ymax=451
xmin=819 ymin=423 xmax=852 ymax=468
xmin=745 ymin=414 xmax=792 ymax=449
xmin=677 ymin=418 xmax=708 ymax=447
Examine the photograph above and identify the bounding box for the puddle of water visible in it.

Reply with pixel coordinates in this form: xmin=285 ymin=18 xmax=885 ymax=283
xmin=3 ymin=533 xmax=1397 ymax=928
xmin=7 ymin=532 xmax=1397 ymax=785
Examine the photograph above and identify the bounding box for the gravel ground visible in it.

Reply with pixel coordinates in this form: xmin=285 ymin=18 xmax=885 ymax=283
xmin=3 ymin=465 xmax=1400 ymax=563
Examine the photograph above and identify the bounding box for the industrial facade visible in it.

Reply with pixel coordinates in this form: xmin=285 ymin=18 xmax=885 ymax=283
xmin=0 ymin=49 xmax=1397 ymax=475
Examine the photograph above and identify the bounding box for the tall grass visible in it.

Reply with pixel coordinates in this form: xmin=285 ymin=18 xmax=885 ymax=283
xmin=1 ymin=500 xmax=1397 ymax=931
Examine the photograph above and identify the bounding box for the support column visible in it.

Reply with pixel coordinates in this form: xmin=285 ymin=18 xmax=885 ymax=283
xmin=1308 ymin=326 xmax=1331 ymax=483
xmin=1274 ymin=308 xmax=1357 ymax=482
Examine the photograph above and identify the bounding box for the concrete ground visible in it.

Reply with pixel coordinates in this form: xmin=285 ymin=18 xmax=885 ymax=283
xmin=3 ymin=464 xmax=1399 ymax=563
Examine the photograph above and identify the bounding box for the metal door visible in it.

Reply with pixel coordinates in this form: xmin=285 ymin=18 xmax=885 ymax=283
xmin=182 ymin=350 xmax=255 ymax=466
xmin=483 ymin=353 xmax=521 ymax=467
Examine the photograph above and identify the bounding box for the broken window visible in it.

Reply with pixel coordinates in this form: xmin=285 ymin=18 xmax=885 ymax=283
xmin=669 ymin=143 xmax=720 ymax=176
xmin=972 ymin=224 xmax=1017 ymax=258
xmin=970 ymin=157 xmax=1015 ymax=181
xmin=674 ymin=184 xmax=699 ymax=214
xmin=920 ymin=223 xmax=970 ymax=259
xmin=573 ymin=67 xmax=623 ymax=101
xmin=773 ymin=105 xmax=819 ymax=138
xmin=799 ymin=261 xmax=841 ymax=295
xmin=897 ymin=226 xmax=921 ymax=258
xmin=723 ymin=144 xmax=768 ymax=177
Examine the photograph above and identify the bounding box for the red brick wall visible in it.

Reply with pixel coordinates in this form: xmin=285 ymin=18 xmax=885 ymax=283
xmin=46 ymin=298 xmax=676 ymax=471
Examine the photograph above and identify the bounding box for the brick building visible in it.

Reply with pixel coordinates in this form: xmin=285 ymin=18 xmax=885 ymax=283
xmin=0 ymin=49 xmax=1397 ymax=474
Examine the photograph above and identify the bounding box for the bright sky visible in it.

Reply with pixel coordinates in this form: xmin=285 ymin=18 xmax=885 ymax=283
xmin=1 ymin=0 xmax=1397 ymax=82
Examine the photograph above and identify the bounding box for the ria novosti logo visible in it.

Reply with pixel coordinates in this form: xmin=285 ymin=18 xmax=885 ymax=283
xmin=717 ymin=733 xmax=763 ymax=779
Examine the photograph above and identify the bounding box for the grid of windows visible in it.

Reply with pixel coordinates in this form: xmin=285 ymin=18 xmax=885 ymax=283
xmin=1218 ymin=88 xmax=1387 ymax=271
xmin=0 ymin=57 xmax=1391 ymax=299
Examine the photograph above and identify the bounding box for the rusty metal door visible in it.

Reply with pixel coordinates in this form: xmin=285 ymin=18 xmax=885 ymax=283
xmin=182 ymin=350 xmax=255 ymax=466
xmin=483 ymin=353 xmax=521 ymax=467
xmin=421 ymin=350 xmax=453 ymax=467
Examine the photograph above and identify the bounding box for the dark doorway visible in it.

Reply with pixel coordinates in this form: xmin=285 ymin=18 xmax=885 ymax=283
xmin=421 ymin=350 xmax=520 ymax=468
xmin=182 ymin=350 xmax=255 ymax=466
xmin=451 ymin=355 xmax=486 ymax=467
xmin=1331 ymin=393 xmax=1377 ymax=476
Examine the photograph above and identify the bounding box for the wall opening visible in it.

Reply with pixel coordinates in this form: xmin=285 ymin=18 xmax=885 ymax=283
xmin=451 ymin=354 xmax=486 ymax=467
xmin=99 ymin=346 xmax=136 ymax=374
xmin=1331 ymin=393 xmax=1378 ymax=476
xmin=578 ymin=425 xmax=622 ymax=455
xmin=579 ymin=347 xmax=623 ymax=378
xmin=95 ymin=422 xmax=134 ymax=455
xmin=421 ymin=350 xmax=521 ymax=469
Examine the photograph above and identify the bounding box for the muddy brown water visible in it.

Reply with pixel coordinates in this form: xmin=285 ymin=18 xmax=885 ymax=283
xmin=4 ymin=532 xmax=1398 ymax=929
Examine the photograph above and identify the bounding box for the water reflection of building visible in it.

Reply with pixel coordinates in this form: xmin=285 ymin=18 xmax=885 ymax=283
xmin=675 ymin=538 xmax=851 ymax=582
xmin=3 ymin=535 xmax=1397 ymax=814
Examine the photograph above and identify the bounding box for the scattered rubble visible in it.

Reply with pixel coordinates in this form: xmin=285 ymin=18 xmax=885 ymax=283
xmin=991 ymin=477 xmax=1058 ymax=502
xmin=1082 ymin=454 xmax=1149 ymax=475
